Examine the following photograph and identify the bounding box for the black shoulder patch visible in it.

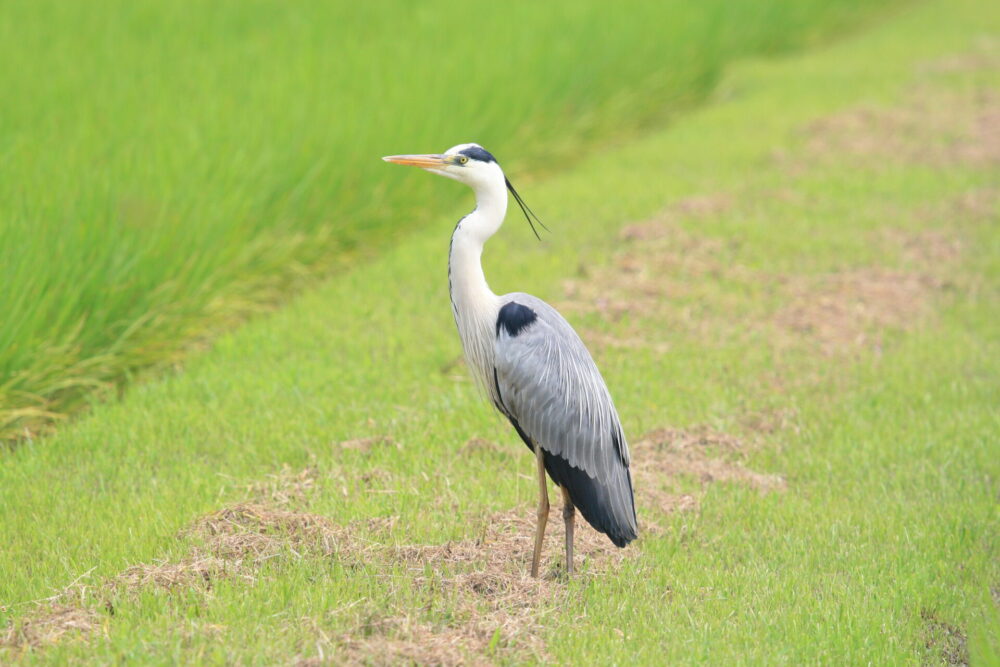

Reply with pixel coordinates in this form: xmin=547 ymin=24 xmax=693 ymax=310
xmin=459 ymin=146 xmax=497 ymax=164
xmin=496 ymin=301 xmax=537 ymax=338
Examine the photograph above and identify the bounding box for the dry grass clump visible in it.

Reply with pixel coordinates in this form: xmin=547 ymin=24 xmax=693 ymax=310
xmin=618 ymin=194 xmax=734 ymax=243
xmin=1 ymin=500 xmax=397 ymax=654
xmin=920 ymin=37 xmax=1000 ymax=75
xmin=773 ymin=268 xmax=938 ymax=355
xmin=738 ymin=407 xmax=800 ymax=439
xmin=331 ymin=625 xmax=489 ymax=666
xmin=332 ymin=421 xmax=789 ymax=664
xmin=188 ymin=503 xmax=396 ymax=568
xmin=332 ymin=504 xmax=635 ymax=665
xmin=396 ymin=507 xmax=627 ymax=581
xmin=111 ymin=557 xmax=241 ymax=594
xmin=879 ymin=228 xmax=964 ymax=268
xmin=0 ymin=605 xmax=101 ymax=651
xmin=560 ymin=212 xmax=750 ymax=353
xmin=247 ymin=464 xmax=321 ymax=507
xmin=803 ymin=84 xmax=1000 ymax=170
xmin=334 ymin=435 xmax=398 ymax=453
xmin=944 ymin=187 xmax=999 ymax=225
xmin=567 ymin=219 xmax=735 ymax=319
xmin=921 ymin=609 xmax=969 ymax=666
xmin=556 ymin=52 xmax=992 ymax=361
xmin=460 ymin=438 xmax=510 ymax=457
xmin=4 ymin=423 xmax=783 ymax=662
xmin=632 ymin=426 xmax=786 ymax=496
xmin=566 ymin=218 xmax=962 ymax=357
xmin=800 ymin=43 xmax=1000 ymax=173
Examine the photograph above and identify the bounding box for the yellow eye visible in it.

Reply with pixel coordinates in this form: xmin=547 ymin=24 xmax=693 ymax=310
xmin=458 ymin=156 xmax=469 ymax=165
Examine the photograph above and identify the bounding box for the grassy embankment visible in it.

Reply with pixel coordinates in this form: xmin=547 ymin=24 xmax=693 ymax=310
xmin=0 ymin=0 xmax=901 ymax=441
xmin=2 ymin=0 xmax=998 ymax=663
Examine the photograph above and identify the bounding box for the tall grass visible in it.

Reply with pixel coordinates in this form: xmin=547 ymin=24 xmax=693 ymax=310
xmin=0 ymin=0 xmax=899 ymax=440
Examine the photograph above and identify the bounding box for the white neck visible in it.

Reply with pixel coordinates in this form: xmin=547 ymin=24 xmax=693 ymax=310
xmin=448 ymin=177 xmax=507 ymax=394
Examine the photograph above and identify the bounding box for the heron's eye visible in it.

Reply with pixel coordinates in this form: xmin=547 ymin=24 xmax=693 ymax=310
xmin=458 ymin=156 xmax=469 ymax=165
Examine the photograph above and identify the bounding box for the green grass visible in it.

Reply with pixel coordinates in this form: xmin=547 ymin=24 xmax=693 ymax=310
xmin=0 ymin=0 xmax=902 ymax=441
xmin=2 ymin=0 xmax=999 ymax=663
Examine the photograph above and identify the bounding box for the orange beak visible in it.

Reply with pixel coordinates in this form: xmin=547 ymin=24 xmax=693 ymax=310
xmin=382 ymin=154 xmax=451 ymax=169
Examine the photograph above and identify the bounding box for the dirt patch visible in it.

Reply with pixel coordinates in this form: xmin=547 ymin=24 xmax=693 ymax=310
xmin=395 ymin=506 xmax=627 ymax=579
xmin=334 ymin=435 xmax=398 ymax=453
xmin=330 ymin=625 xmax=488 ymax=666
xmin=187 ymin=503 xmax=396 ymax=570
xmin=563 ymin=214 xmax=736 ymax=321
xmin=618 ymin=194 xmax=734 ymax=242
xmin=561 ymin=207 xmax=966 ymax=358
xmin=921 ymin=37 xmax=1000 ymax=75
xmin=632 ymin=426 xmax=786 ymax=498
xmin=1 ymin=497 xmax=630 ymax=663
xmin=460 ymin=438 xmax=510 ymax=457
xmin=800 ymin=43 xmax=1000 ymax=173
xmin=921 ymin=609 xmax=969 ymax=666
xmin=1 ymin=605 xmax=101 ymax=651
xmin=247 ymin=465 xmax=321 ymax=507
xmin=562 ymin=216 xmax=959 ymax=358
xmin=879 ymin=228 xmax=964 ymax=268
xmin=773 ymin=268 xmax=941 ymax=355
xmin=110 ymin=556 xmax=243 ymax=594
xmin=559 ymin=215 xmax=752 ymax=353
xmin=738 ymin=407 xmax=800 ymax=439
xmin=802 ymin=86 xmax=1000 ymax=169
xmin=333 ymin=504 xmax=632 ymax=665
xmin=4 ymin=421 xmax=783 ymax=663
xmin=1 ymin=503 xmax=396 ymax=654
xmin=922 ymin=187 xmax=999 ymax=228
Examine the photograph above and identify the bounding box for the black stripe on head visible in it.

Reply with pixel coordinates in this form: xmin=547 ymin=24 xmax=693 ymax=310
xmin=458 ymin=146 xmax=497 ymax=163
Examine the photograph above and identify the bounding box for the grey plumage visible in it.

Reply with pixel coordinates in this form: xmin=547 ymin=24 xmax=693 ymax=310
xmin=492 ymin=294 xmax=638 ymax=547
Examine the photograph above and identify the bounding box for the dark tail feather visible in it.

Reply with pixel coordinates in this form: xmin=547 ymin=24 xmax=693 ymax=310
xmin=504 ymin=415 xmax=637 ymax=547
xmin=543 ymin=451 xmax=637 ymax=548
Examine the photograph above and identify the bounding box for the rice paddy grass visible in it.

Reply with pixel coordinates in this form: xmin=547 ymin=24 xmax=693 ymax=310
xmin=0 ymin=0 xmax=902 ymax=440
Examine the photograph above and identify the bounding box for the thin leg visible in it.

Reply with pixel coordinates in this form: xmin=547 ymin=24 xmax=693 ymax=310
xmin=531 ymin=443 xmax=549 ymax=578
xmin=561 ymin=486 xmax=575 ymax=575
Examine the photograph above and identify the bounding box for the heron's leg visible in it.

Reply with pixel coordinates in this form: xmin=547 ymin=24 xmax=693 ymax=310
xmin=561 ymin=486 xmax=575 ymax=575
xmin=531 ymin=443 xmax=549 ymax=578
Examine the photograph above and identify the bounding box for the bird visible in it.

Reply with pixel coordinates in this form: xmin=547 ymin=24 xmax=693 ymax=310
xmin=383 ymin=143 xmax=637 ymax=576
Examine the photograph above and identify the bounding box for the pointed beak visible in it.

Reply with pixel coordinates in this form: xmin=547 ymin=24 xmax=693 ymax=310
xmin=382 ymin=153 xmax=451 ymax=169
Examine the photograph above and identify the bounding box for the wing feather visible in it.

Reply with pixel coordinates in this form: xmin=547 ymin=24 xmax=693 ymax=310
xmin=493 ymin=294 xmax=637 ymax=545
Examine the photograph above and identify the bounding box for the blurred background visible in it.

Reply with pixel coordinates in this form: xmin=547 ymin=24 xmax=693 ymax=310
xmin=0 ymin=0 xmax=902 ymax=440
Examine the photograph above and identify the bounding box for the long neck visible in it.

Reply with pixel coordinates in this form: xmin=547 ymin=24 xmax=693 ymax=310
xmin=449 ymin=185 xmax=506 ymax=306
xmin=448 ymin=179 xmax=507 ymax=392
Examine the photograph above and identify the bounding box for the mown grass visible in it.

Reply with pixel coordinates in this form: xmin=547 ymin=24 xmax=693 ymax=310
xmin=0 ymin=0 xmax=904 ymax=441
xmin=2 ymin=0 xmax=999 ymax=663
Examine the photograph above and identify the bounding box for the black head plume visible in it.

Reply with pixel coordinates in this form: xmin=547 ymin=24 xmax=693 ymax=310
xmin=505 ymin=177 xmax=549 ymax=241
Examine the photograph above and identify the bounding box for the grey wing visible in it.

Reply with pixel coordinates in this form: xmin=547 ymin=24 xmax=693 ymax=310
xmin=493 ymin=294 xmax=637 ymax=547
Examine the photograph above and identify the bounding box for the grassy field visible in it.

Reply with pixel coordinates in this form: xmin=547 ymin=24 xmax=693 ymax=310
xmin=2 ymin=0 xmax=999 ymax=663
xmin=0 ymin=0 xmax=900 ymax=442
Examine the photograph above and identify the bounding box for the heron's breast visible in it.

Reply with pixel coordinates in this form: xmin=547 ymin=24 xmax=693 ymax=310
xmin=452 ymin=303 xmax=499 ymax=399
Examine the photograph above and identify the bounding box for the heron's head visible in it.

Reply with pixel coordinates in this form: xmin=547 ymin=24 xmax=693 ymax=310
xmin=382 ymin=143 xmax=502 ymax=190
xmin=383 ymin=143 xmax=546 ymax=238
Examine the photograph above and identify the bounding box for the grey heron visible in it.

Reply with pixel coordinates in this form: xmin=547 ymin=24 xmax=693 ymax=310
xmin=384 ymin=143 xmax=637 ymax=576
